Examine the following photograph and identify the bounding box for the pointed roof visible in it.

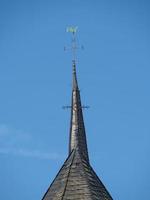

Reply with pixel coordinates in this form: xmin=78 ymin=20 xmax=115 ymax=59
xmin=69 ymin=60 xmax=89 ymax=162
xmin=42 ymin=149 xmax=112 ymax=200
xmin=42 ymin=60 xmax=113 ymax=200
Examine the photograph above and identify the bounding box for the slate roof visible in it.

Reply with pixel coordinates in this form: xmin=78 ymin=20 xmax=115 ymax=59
xmin=42 ymin=61 xmax=113 ymax=200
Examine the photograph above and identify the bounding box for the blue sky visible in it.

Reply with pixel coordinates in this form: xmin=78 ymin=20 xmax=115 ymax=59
xmin=0 ymin=0 xmax=150 ymax=199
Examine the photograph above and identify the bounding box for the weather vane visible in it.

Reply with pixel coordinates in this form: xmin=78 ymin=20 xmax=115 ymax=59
xmin=64 ymin=26 xmax=83 ymax=62
xmin=63 ymin=27 xmax=89 ymax=111
xmin=66 ymin=26 xmax=78 ymax=34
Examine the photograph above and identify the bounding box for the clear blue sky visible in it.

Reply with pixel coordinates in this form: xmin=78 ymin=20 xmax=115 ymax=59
xmin=0 ymin=0 xmax=150 ymax=199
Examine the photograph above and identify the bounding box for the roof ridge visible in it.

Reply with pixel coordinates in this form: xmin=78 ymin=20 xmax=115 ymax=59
xmin=79 ymin=154 xmax=94 ymax=199
xmin=41 ymin=150 xmax=75 ymax=200
xmin=61 ymin=149 xmax=76 ymax=200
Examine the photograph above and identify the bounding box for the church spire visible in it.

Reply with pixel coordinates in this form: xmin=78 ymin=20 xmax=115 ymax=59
xmin=41 ymin=28 xmax=113 ymax=200
xmin=67 ymin=28 xmax=89 ymax=161
xmin=69 ymin=60 xmax=89 ymax=161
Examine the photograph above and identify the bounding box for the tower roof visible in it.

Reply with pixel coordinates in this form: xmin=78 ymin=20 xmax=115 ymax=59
xmin=42 ymin=29 xmax=113 ymax=200
xmin=42 ymin=149 xmax=113 ymax=200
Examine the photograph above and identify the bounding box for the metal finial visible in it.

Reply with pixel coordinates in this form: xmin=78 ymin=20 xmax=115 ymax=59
xmin=65 ymin=26 xmax=83 ymax=63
